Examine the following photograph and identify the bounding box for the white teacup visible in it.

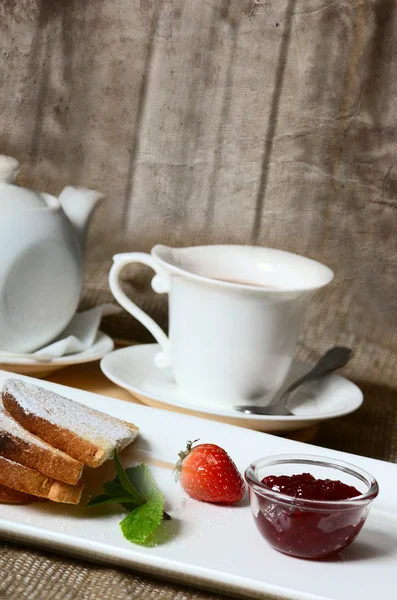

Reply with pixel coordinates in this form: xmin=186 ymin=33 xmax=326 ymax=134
xmin=109 ymin=245 xmax=333 ymax=409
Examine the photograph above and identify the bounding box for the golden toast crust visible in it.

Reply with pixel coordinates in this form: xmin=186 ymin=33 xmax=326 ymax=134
xmin=48 ymin=479 xmax=84 ymax=504
xmin=3 ymin=392 xmax=105 ymax=467
xmin=2 ymin=380 xmax=139 ymax=467
xmin=0 ymin=483 xmax=43 ymax=504
xmin=0 ymin=378 xmax=138 ymax=505
xmin=0 ymin=455 xmax=52 ymax=497
xmin=0 ymin=418 xmax=83 ymax=484
xmin=0 ymin=456 xmax=84 ymax=504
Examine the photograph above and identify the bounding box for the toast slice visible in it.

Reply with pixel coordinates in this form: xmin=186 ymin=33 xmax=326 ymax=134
xmin=0 ymin=455 xmax=52 ymax=497
xmin=0 ymin=456 xmax=84 ymax=504
xmin=0 ymin=408 xmax=83 ymax=485
xmin=48 ymin=479 xmax=84 ymax=504
xmin=0 ymin=482 xmax=42 ymax=505
xmin=3 ymin=379 xmax=139 ymax=467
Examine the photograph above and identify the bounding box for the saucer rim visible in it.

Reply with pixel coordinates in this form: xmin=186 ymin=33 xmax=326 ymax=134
xmin=100 ymin=344 xmax=363 ymax=422
xmin=0 ymin=331 xmax=114 ymax=367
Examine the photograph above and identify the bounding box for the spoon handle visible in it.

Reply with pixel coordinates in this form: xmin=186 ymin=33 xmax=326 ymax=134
xmin=281 ymin=346 xmax=352 ymax=398
xmin=236 ymin=346 xmax=352 ymax=416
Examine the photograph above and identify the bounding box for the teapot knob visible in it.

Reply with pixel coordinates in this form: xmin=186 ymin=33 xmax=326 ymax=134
xmin=0 ymin=155 xmax=20 ymax=183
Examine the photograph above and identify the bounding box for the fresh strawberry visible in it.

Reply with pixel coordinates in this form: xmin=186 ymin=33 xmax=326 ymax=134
xmin=175 ymin=440 xmax=245 ymax=504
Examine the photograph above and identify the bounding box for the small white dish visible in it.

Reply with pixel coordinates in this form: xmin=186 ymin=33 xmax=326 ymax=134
xmin=0 ymin=331 xmax=114 ymax=378
xmin=100 ymin=344 xmax=363 ymax=433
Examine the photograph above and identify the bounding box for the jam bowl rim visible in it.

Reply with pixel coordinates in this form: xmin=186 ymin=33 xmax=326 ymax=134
xmin=244 ymin=453 xmax=379 ymax=510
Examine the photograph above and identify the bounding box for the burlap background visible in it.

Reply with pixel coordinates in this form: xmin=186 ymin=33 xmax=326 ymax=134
xmin=1 ymin=1 xmax=397 ymax=598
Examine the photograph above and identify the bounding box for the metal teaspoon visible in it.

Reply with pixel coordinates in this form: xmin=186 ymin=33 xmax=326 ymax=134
xmin=235 ymin=346 xmax=353 ymax=416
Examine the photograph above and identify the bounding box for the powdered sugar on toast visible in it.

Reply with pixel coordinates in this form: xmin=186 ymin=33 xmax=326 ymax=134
xmin=3 ymin=379 xmax=139 ymax=461
xmin=0 ymin=408 xmax=70 ymax=454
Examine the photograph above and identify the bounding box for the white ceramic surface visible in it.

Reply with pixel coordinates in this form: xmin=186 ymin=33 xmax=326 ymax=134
xmin=109 ymin=245 xmax=333 ymax=409
xmin=0 ymin=331 xmax=113 ymax=378
xmin=100 ymin=344 xmax=363 ymax=433
xmin=0 ymin=154 xmax=103 ymax=353
xmin=0 ymin=371 xmax=394 ymax=600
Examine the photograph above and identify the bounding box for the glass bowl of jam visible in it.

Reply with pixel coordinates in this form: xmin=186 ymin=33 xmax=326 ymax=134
xmin=245 ymin=454 xmax=379 ymax=559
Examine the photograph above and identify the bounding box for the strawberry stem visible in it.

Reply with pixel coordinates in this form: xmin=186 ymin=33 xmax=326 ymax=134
xmin=174 ymin=439 xmax=200 ymax=481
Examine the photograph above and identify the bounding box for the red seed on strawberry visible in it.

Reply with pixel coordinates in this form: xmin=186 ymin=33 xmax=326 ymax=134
xmin=175 ymin=440 xmax=245 ymax=504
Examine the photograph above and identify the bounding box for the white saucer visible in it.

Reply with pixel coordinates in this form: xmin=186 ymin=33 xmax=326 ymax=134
xmin=100 ymin=344 xmax=363 ymax=433
xmin=0 ymin=331 xmax=114 ymax=378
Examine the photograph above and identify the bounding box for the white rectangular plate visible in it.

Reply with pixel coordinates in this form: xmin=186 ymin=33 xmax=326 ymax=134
xmin=0 ymin=371 xmax=395 ymax=600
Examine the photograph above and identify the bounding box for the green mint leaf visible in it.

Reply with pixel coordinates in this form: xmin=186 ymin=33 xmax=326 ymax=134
xmin=87 ymin=494 xmax=112 ymax=507
xmin=121 ymin=502 xmax=140 ymax=512
xmin=103 ymin=481 xmax=132 ymax=499
xmin=113 ymin=451 xmax=143 ymax=503
xmin=87 ymin=455 xmax=169 ymax=545
xmin=120 ymin=495 xmax=164 ymax=545
xmin=87 ymin=494 xmax=141 ymax=508
xmin=124 ymin=464 xmax=163 ymax=504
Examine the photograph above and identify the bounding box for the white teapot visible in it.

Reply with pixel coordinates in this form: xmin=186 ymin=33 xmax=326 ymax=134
xmin=0 ymin=155 xmax=103 ymax=353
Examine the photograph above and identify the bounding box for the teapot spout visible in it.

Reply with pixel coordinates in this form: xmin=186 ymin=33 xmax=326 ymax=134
xmin=58 ymin=186 xmax=104 ymax=247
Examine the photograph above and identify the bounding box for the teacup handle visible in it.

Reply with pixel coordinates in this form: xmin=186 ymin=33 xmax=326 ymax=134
xmin=109 ymin=253 xmax=171 ymax=367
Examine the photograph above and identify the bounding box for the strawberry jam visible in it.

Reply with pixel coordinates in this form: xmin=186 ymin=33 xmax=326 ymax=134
xmin=262 ymin=473 xmax=361 ymax=501
xmin=253 ymin=473 xmax=367 ymax=559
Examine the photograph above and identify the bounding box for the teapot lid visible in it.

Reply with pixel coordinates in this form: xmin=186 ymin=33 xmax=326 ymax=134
xmin=0 ymin=155 xmax=45 ymax=208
